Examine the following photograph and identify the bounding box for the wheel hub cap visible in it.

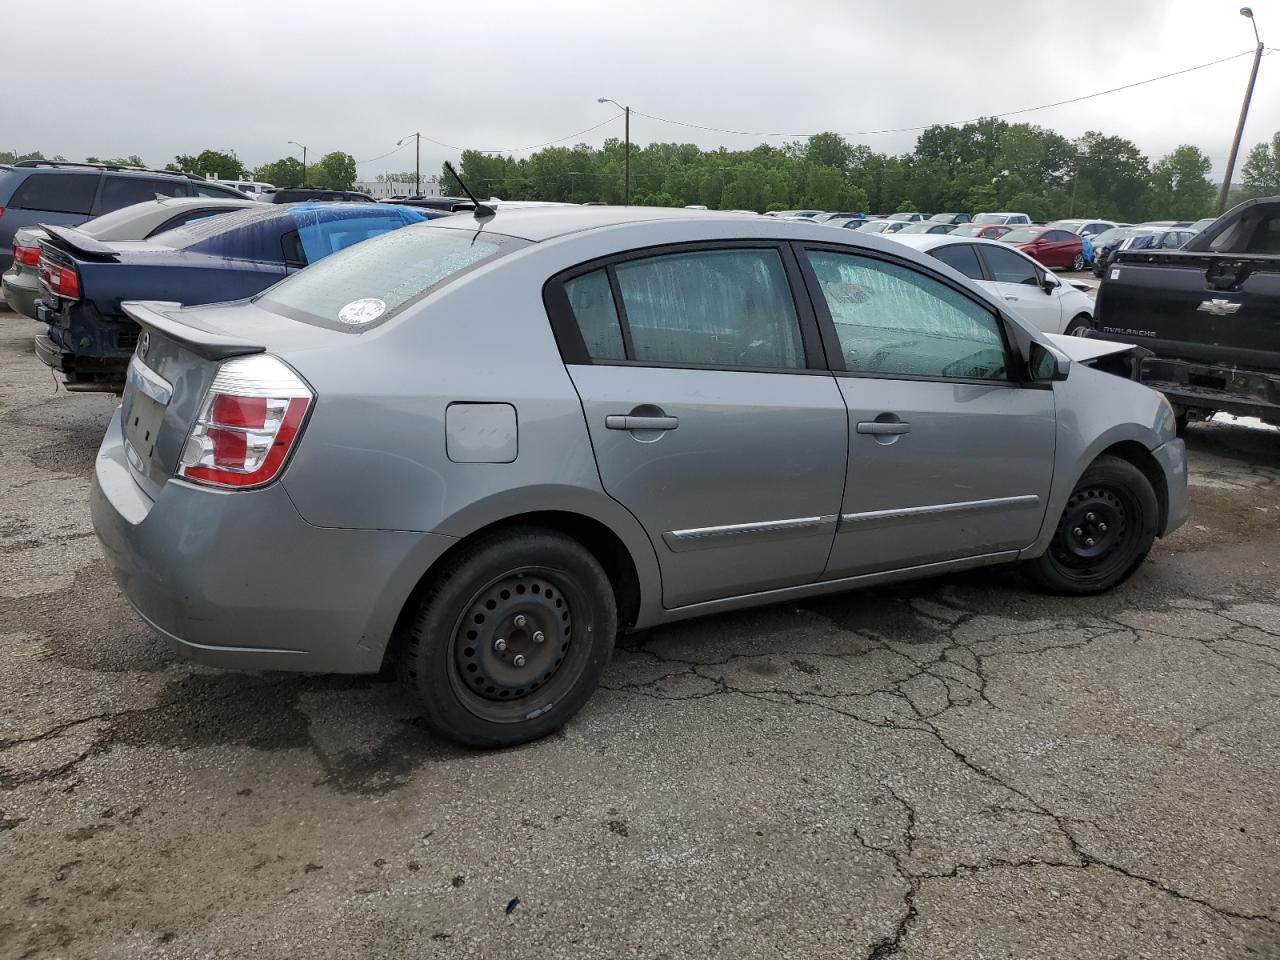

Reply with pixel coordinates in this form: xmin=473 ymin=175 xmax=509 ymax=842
xmin=1052 ymin=487 xmax=1126 ymax=567
xmin=455 ymin=574 xmax=572 ymax=701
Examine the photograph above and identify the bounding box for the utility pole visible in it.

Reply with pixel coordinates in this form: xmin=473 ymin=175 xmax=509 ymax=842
xmin=597 ymin=98 xmax=631 ymax=204
xmin=1217 ymin=8 xmax=1265 ymax=215
xmin=289 ymin=141 xmax=309 ymax=185
xmin=399 ymin=132 xmax=422 ymax=197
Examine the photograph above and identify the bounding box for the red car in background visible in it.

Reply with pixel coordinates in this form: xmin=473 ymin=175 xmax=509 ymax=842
xmin=948 ymin=223 xmax=1014 ymax=240
xmin=999 ymin=226 xmax=1084 ymax=270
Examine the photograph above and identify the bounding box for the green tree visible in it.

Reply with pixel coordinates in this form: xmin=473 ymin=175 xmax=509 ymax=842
xmin=254 ymin=156 xmax=305 ymax=188
xmin=0 ymin=149 xmax=44 ymax=165
xmin=1147 ymin=145 xmax=1215 ymax=220
xmin=173 ymin=149 xmax=245 ymax=180
xmin=1240 ymin=133 xmax=1280 ymax=199
xmin=308 ymin=151 xmax=357 ymax=190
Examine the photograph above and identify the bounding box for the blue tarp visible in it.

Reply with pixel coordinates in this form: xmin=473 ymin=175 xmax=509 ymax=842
xmin=290 ymin=203 xmax=428 ymax=263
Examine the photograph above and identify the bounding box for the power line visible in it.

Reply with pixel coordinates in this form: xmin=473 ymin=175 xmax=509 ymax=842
xmin=630 ymin=48 xmax=1260 ymax=140
xmin=356 ymin=113 xmax=625 ymax=166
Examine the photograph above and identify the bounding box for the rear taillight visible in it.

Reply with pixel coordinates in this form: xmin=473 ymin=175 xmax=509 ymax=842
xmin=37 ymin=254 xmax=80 ymax=300
xmin=13 ymin=241 xmax=39 ymax=267
xmin=178 ymin=354 xmax=312 ymax=489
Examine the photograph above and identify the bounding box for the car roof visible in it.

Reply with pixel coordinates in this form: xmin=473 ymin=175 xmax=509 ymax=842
xmin=885 ymin=233 xmax=1017 ymax=253
xmin=428 ymin=205 xmax=760 ymax=242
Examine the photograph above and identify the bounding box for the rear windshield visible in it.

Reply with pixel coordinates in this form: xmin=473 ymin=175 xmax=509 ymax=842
xmin=972 ymin=214 xmax=1005 ymax=224
xmin=258 ymin=225 xmax=524 ymax=331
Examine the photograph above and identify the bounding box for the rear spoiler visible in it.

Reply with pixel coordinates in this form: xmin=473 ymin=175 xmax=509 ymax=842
xmin=39 ymin=224 xmax=121 ymax=261
xmin=120 ymin=301 xmax=265 ymax=361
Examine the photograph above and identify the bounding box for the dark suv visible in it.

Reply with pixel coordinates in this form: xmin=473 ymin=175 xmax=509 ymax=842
xmin=266 ymin=188 xmax=376 ymax=203
xmin=0 ymin=161 xmax=245 ymax=273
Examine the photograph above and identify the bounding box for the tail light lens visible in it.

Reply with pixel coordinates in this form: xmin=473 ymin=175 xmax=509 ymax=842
xmin=37 ymin=254 xmax=81 ymax=300
xmin=13 ymin=240 xmax=39 ymax=267
xmin=179 ymin=354 xmax=312 ymax=489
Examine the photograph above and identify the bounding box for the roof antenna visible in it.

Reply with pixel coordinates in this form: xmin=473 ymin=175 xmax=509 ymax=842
xmin=444 ymin=161 xmax=495 ymax=219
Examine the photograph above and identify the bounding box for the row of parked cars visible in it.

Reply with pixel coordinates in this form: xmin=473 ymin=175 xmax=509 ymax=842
xmin=1 ymin=160 xmax=1197 ymax=749
xmin=762 ymin=208 xmax=1217 ymax=274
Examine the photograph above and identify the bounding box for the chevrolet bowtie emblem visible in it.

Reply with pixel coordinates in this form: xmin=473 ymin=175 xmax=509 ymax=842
xmin=1197 ymin=299 xmax=1242 ymax=316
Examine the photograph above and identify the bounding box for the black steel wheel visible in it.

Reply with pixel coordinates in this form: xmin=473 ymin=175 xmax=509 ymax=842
xmin=400 ymin=527 xmax=616 ymax=747
xmin=1025 ymin=455 xmax=1159 ymax=595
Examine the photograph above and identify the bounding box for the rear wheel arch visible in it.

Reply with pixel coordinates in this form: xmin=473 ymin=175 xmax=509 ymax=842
xmin=387 ymin=510 xmax=645 ymax=667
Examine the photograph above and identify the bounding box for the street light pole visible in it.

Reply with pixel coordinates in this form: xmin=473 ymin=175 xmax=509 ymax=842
xmin=289 ymin=141 xmax=309 ymax=185
xmin=399 ymin=133 xmax=422 ymax=197
xmin=1216 ymin=8 xmax=1265 ymax=215
xmin=597 ymin=98 xmax=631 ymax=204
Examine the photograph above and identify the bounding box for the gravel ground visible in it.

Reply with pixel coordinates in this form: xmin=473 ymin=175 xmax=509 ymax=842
xmin=1 ymin=310 xmax=1278 ymax=959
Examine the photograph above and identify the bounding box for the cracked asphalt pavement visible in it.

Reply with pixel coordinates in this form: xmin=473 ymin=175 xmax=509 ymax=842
xmin=1 ymin=309 xmax=1278 ymax=959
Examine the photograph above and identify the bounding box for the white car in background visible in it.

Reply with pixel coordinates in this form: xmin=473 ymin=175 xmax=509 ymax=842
xmin=889 ymin=233 xmax=1095 ymax=336
xmin=1045 ymin=218 xmax=1120 ymax=237
xmin=973 ymin=211 xmax=1031 ymax=225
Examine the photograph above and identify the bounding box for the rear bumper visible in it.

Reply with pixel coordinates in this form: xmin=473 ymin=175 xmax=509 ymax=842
xmin=1141 ymin=356 xmax=1280 ymax=422
xmin=2 ymin=267 xmax=39 ymax=319
xmin=1152 ymin=438 xmax=1189 ymax=537
xmin=35 ymin=298 xmax=134 ymax=385
xmin=91 ymin=408 xmax=455 ymax=673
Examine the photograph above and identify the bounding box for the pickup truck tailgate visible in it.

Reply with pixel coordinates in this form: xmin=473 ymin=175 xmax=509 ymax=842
xmin=1096 ymin=252 xmax=1280 ymax=367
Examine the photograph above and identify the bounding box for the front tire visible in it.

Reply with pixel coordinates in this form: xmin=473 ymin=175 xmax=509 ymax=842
xmin=1064 ymin=314 xmax=1095 ymax=337
xmin=400 ymin=527 xmax=617 ymax=748
xmin=1025 ymin=456 xmax=1159 ymax=595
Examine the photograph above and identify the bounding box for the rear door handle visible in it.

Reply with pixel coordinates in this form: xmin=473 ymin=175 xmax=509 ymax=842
xmin=856 ymin=420 xmax=911 ymax=436
xmin=606 ymin=415 xmax=679 ymax=431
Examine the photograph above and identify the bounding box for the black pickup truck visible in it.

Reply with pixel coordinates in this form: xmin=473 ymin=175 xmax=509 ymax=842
xmin=1093 ymin=197 xmax=1280 ymax=427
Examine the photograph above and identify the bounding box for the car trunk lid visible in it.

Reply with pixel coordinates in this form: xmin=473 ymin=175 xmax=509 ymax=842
xmin=116 ymin=299 xmax=335 ymax=499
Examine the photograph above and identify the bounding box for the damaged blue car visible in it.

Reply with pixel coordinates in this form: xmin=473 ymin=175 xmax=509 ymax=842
xmin=34 ymin=202 xmax=439 ymax=389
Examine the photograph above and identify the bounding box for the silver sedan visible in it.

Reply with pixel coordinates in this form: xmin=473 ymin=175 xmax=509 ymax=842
xmin=92 ymin=207 xmax=1188 ymax=746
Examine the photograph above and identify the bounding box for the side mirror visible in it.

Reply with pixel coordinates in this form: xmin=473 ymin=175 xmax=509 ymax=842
xmin=1040 ymin=273 xmax=1058 ymax=294
xmin=1029 ymin=341 xmax=1071 ymax=382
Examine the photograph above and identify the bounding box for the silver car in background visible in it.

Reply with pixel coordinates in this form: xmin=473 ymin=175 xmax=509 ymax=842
xmin=2 ymin=195 xmax=262 ymax=318
xmin=92 ymin=208 xmax=1188 ymax=747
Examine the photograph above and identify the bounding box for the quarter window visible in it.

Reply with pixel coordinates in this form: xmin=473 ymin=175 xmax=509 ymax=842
xmin=563 ymin=269 xmax=625 ymax=360
xmin=979 ymin=245 xmax=1040 ymax=285
xmin=612 ymin=248 xmax=804 ymax=369
xmin=806 ymin=250 xmax=1009 ymax=381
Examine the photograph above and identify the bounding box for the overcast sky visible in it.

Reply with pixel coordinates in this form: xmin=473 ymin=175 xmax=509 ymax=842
xmin=6 ymin=0 xmax=1277 ymax=184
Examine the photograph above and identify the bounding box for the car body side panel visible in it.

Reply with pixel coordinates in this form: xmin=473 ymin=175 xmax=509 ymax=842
xmin=92 ymin=408 xmax=452 ymax=673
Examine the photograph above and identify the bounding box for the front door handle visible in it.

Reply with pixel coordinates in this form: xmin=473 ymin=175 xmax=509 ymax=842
xmin=606 ymin=414 xmax=679 ymax=431
xmin=1004 ymin=295 xmax=1019 ymax=302
xmin=856 ymin=420 xmax=911 ymax=436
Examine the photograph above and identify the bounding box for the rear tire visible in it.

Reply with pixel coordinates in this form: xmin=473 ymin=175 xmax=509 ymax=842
xmin=1071 ymin=253 xmax=1086 ymax=271
xmin=1025 ymin=456 xmax=1158 ymax=595
xmin=399 ymin=527 xmax=617 ymax=748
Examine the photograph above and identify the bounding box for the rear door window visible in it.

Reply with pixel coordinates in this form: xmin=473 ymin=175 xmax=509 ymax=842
xmin=8 ymin=173 xmax=100 ymax=214
xmin=929 ymin=243 xmax=986 ymax=281
xmin=98 ymin=176 xmax=189 ymax=212
xmin=611 ymin=248 xmax=805 ymax=369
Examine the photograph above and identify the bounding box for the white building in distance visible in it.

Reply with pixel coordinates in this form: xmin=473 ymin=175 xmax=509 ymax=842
xmin=355 ymin=177 xmax=442 ymax=199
